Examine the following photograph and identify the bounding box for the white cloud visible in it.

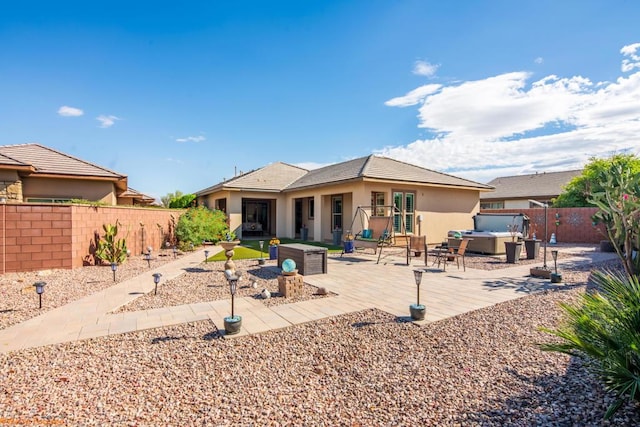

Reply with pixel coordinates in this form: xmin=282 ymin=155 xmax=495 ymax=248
xmin=534 ymin=57 xmax=544 ymax=64
xmin=57 ymin=106 xmax=84 ymax=117
xmin=384 ymin=84 xmax=442 ymax=107
xmin=381 ymin=44 xmax=640 ymax=183
xmin=176 ymin=135 xmax=206 ymax=143
xmin=96 ymin=115 xmax=120 ymax=128
xmin=294 ymin=161 xmax=327 ymax=170
xmin=413 ymin=60 xmax=439 ymax=77
xmin=621 ymin=42 xmax=640 ymax=72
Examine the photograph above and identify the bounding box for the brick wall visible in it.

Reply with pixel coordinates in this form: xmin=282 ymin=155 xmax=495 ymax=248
xmin=481 ymin=207 xmax=607 ymax=244
xmin=0 ymin=203 xmax=184 ymax=273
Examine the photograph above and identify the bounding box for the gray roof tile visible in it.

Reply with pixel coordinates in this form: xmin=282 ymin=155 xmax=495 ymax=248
xmin=196 ymin=162 xmax=308 ymax=195
xmin=480 ymin=170 xmax=583 ymax=200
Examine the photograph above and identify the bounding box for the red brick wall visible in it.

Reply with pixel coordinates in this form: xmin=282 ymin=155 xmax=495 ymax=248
xmin=0 ymin=203 xmax=184 ymax=273
xmin=481 ymin=207 xmax=606 ymax=244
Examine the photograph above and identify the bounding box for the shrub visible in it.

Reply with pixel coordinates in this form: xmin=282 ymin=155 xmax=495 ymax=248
xmin=540 ymin=270 xmax=640 ymax=419
xmin=175 ymin=207 xmax=230 ymax=246
xmin=169 ymin=194 xmax=196 ymax=208
xmin=95 ymin=221 xmax=128 ymax=264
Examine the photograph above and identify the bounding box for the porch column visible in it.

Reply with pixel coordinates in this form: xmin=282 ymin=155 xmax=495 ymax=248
xmin=312 ymin=195 xmax=321 ymax=242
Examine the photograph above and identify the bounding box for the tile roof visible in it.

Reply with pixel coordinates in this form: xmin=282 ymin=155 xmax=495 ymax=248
xmin=285 ymin=155 xmax=493 ymax=191
xmin=196 ymin=162 xmax=308 ymax=195
xmin=480 ymin=170 xmax=583 ymax=200
xmin=0 ymin=143 xmax=126 ymax=179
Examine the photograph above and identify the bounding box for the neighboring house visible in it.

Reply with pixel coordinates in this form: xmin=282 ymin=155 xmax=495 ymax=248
xmin=0 ymin=143 xmax=154 ymax=206
xmin=480 ymin=170 xmax=582 ymax=209
xmin=195 ymin=155 xmax=493 ymax=244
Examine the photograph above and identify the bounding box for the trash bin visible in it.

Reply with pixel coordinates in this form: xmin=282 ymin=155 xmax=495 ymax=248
xmin=332 ymin=230 xmax=342 ymax=246
xmin=300 ymin=227 xmax=308 ymax=241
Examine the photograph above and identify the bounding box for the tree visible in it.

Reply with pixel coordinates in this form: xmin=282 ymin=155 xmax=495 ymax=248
xmin=553 ymin=154 xmax=640 ymax=207
xmin=161 ymin=190 xmax=184 ymax=208
xmin=169 ymin=194 xmax=196 ymax=208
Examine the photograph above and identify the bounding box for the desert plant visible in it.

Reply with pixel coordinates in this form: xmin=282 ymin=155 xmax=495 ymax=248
xmin=589 ymin=163 xmax=640 ymax=277
xmin=175 ymin=206 xmax=231 ymax=247
xmin=540 ymin=269 xmax=640 ymax=419
xmin=95 ymin=221 xmax=128 ymax=264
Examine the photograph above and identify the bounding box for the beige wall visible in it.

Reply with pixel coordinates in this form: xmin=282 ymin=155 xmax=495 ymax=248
xmin=22 ymin=177 xmax=117 ymax=204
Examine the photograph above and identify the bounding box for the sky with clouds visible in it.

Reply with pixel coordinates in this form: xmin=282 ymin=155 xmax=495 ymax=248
xmin=1 ymin=1 xmax=639 ymax=200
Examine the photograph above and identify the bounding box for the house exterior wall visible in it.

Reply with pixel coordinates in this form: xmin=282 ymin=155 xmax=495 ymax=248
xmin=0 ymin=203 xmax=183 ymax=273
xmin=0 ymin=170 xmax=23 ymax=202
xmin=21 ymin=177 xmax=117 ymax=204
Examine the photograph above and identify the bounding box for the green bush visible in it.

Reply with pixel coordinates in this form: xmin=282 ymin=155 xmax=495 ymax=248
xmin=95 ymin=221 xmax=128 ymax=264
xmin=540 ymin=270 xmax=640 ymax=419
xmin=175 ymin=206 xmax=231 ymax=246
xmin=169 ymin=194 xmax=196 ymax=208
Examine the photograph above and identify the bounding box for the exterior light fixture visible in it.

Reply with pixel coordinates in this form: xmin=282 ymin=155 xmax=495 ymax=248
xmin=145 ymin=252 xmax=151 ymax=268
xmin=172 ymin=245 xmax=177 ymax=259
xmin=528 ymin=199 xmax=549 ymax=270
xmin=223 ymin=269 xmax=242 ymax=334
xmin=33 ymin=281 xmax=46 ymax=309
xmin=410 ymin=269 xmax=426 ymax=320
xmin=550 ymin=249 xmax=562 ymax=283
xmin=258 ymin=240 xmax=265 ymax=265
xmin=111 ymin=262 xmax=118 ymax=282
xmin=204 ymin=250 xmax=209 ymax=263
xmin=152 ymin=273 xmax=162 ymax=295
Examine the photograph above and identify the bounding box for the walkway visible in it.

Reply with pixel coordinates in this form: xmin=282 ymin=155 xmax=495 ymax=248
xmin=0 ymin=246 xmax=617 ymax=354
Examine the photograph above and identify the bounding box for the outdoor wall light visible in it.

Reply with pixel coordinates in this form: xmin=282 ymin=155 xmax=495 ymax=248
xmin=33 ymin=281 xmax=46 ymax=309
xmin=204 ymin=250 xmax=209 ymax=263
xmin=152 ymin=273 xmax=162 ymax=295
xmin=111 ymin=262 xmax=118 ymax=282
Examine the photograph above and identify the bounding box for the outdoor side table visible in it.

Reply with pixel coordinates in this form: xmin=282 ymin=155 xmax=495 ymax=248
xmin=277 ymin=243 xmax=328 ymax=275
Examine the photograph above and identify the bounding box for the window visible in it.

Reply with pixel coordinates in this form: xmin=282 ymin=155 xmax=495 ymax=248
xmin=392 ymin=191 xmax=415 ymax=234
xmin=332 ymin=196 xmax=342 ymax=230
xmin=308 ymin=198 xmax=315 ymax=219
xmin=480 ymin=201 xmax=504 ymax=210
xmin=371 ymin=192 xmax=385 ymax=216
xmin=26 ymin=197 xmax=73 ymax=203
xmin=215 ymin=198 xmax=227 ymax=213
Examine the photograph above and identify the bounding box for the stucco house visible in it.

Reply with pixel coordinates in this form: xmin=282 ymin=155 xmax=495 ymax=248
xmin=0 ymin=143 xmax=154 ymax=205
xmin=480 ymin=170 xmax=582 ymax=210
xmin=195 ymin=155 xmax=493 ymax=245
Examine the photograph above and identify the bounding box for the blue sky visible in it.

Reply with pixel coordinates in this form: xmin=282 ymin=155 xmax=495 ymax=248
xmin=2 ymin=1 xmax=640 ymax=201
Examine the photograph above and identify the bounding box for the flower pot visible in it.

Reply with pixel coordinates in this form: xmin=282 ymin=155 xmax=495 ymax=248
xmin=524 ymin=239 xmax=540 ymax=259
xmin=409 ymin=304 xmax=426 ymax=321
xmin=344 ymin=240 xmax=354 ymax=253
xmin=504 ymin=241 xmax=523 ymax=264
xmin=550 ymin=273 xmax=563 ymax=283
xmin=269 ymin=245 xmax=278 ymax=260
xmin=224 ymin=315 xmax=242 ymax=335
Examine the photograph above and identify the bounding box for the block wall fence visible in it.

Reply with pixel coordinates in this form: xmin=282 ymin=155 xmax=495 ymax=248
xmin=481 ymin=207 xmax=606 ymax=244
xmin=0 ymin=203 xmax=184 ymax=274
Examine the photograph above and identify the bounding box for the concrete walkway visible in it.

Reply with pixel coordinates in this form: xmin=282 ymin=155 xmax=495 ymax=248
xmin=0 ymin=245 xmax=617 ymax=353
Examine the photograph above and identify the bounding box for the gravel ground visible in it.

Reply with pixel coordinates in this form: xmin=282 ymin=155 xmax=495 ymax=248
xmin=114 ymin=259 xmax=334 ymax=313
xmin=1 ymin=283 xmax=638 ymax=425
xmin=0 ymin=253 xmax=177 ymax=330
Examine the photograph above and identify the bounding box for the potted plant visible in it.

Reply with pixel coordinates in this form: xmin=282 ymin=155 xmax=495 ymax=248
xmin=269 ymin=237 xmax=280 ymax=260
xmin=344 ymin=230 xmax=355 ymax=253
xmin=524 ymin=224 xmax=541 ymax=260
xmin=504 ymin=218 xmax=523 ymax=263
xmin=409 ymin=269 xmax=426 ymax=320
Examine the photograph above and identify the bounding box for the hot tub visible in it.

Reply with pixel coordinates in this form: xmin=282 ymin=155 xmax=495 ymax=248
xmin=448 ymin=230 xmax=521 ymax=255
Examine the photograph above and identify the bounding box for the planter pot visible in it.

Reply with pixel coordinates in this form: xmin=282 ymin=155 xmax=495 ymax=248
xmin=599 ymin=240 xmax=615 ymax=252
xmin=550 ymin=273 xmax=563 ymax=283
xmin=258 ymin=258 xmax=265 ymax=265
xmin=269 ymin=245 xmax=278 ymax=260
xmin=504 ymin=241 xmax=523 ymax=264
xmin=409 ymin=304 xmax=426 ymax=321
xmin=224 ymin=315 xmax=242 ymax=335
xmin=344 ymin=240 xmax=354 ymax=253
xmin=524 ymin=239 xmax=541 ymax=260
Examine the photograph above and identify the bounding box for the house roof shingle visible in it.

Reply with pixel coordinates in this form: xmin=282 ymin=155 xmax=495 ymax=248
xmin=0 ymin=143 xmax=126 ymax=179
xmin=285 ymin=155 xmax=493 ymax=191
xmin=480 ymin=170 xmax=583 ymax=200
xmin=195 ymin=162 xmax=308 ymax=195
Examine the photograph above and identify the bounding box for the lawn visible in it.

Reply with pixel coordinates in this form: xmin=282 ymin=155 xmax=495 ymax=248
xmin=208 ymin=239 xmax=343 ymax=261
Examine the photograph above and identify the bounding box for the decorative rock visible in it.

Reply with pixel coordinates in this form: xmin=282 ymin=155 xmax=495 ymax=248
xmin=316 ymin=287 xmax=328 ymax=296
xmin=261 ymin=288 xmax=271 ymax=299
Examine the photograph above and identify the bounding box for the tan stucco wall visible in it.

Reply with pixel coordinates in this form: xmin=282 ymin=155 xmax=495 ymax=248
xmin=22 ymin=177 xmax=117 ymax=204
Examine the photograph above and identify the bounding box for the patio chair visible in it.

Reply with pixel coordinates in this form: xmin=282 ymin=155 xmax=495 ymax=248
xmin=448 ymin=238 xmax=470 ymax=271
